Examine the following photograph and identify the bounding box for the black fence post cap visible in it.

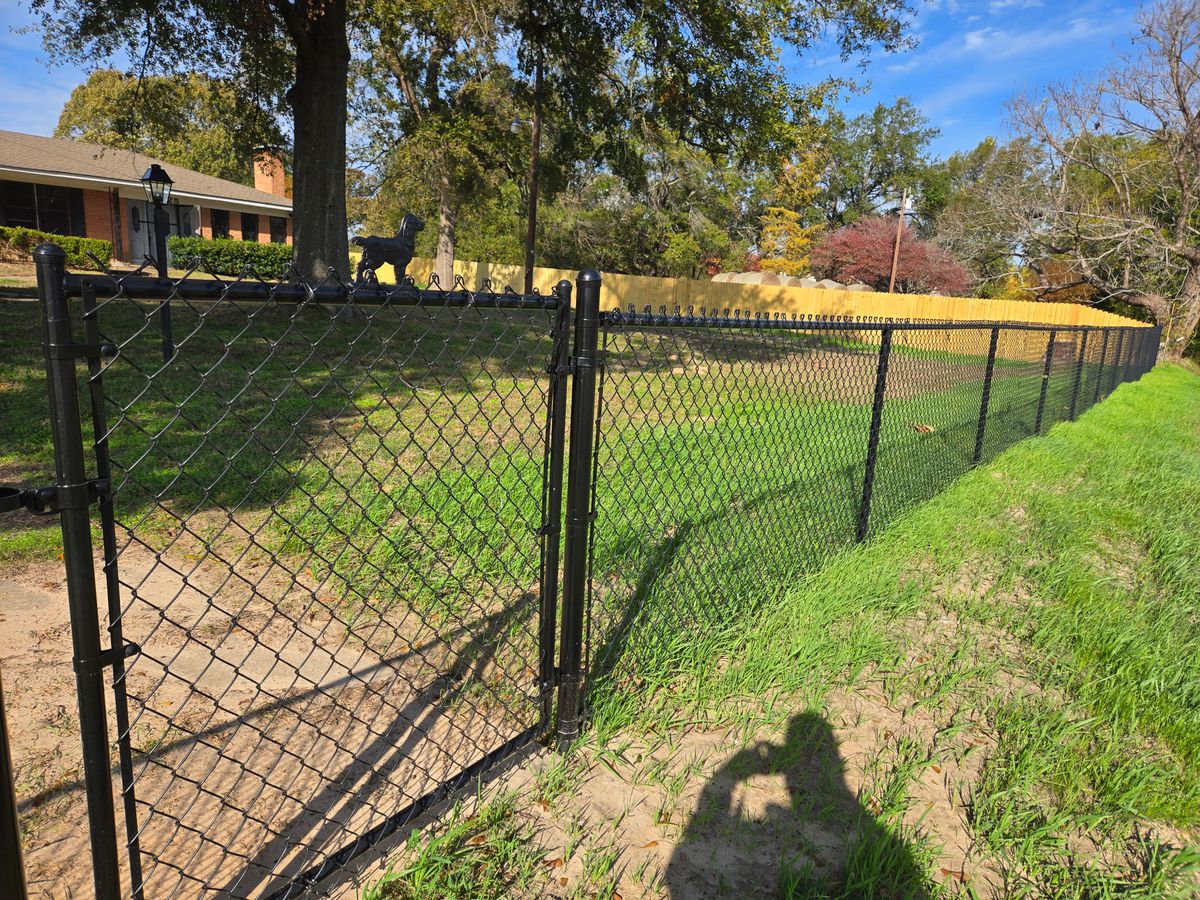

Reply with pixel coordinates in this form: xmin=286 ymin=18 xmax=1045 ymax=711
xmin=578 ymin=269 xmax=601 ymax=283
xmin=33 ymin=243 xmax=66 ymax=261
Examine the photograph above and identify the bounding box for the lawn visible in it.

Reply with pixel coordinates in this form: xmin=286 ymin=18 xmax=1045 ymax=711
xmin=363 ymin=361 xmax=1200 ymax=899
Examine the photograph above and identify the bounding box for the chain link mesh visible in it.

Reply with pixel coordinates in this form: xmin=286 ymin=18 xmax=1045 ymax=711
xmin=79 ymin=268 xmax=564 ymax=898
xmin=586 ymin=308 xmax=1156 ymax=685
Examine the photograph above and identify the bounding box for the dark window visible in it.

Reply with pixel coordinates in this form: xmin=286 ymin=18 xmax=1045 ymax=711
xmin=269 ymin=216 xmax=288 ymax=244
xmin=0 ymin=180 xmax=37 ymax=228
xmin=241 ymin=212 xmax=258 ymax=242
xmin=211 ymin=208 xmax=230 ymax=239
xmin=35 ymin=184 xmax=72 ymax=235
xmin=0 ymin=180 xmax=84 ymax=235
xmin=69 ymin=189 xmax=86 ymax=236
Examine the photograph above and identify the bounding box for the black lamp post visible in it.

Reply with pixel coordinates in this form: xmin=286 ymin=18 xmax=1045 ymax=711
xmin=140 ymin=164 xmax=175 ymax=360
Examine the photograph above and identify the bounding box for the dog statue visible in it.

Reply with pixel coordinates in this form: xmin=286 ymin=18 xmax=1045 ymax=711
xmin=351 ymin=213 xmax=425 ymax=284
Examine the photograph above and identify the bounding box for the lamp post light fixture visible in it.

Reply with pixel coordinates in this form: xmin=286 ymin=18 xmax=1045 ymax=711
xmin=140 ymin=164 xmax=175 ymax=360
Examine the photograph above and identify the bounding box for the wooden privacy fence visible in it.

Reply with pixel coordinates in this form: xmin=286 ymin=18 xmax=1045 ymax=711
xmin=367 ymin=255 xmax=1149 ymax=332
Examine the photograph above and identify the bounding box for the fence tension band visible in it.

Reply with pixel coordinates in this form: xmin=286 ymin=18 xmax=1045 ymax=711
xmin=0 ymin=479 xmax=109 ymax=516
xmin=74 ymin=643 xmax=141 ymax=676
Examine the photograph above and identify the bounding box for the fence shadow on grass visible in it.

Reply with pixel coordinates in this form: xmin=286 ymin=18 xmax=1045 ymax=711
xmin=586 ymin=455 xmax=866 ymax=687
xmin=665 ymin=711 xmax=931 ymax=898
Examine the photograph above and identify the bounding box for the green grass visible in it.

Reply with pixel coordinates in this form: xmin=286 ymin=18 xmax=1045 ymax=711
xmin=580 ymin=362 xmax=1200 ymax=895
xmin=361 ymin=791 xmax=543 ymax=900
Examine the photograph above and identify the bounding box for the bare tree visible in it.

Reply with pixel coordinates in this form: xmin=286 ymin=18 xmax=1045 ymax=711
xmin=1007 ymin=0 xmax=1200 ymax=356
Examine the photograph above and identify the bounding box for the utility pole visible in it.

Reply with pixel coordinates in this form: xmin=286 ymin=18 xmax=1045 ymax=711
xmin=888 ymin=187 xmax=907 ymax=294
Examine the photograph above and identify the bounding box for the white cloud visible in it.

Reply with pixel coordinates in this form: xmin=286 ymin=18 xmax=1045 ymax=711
xmin=964 ymin=28 xmax=992 ymax=50
xmin=989 ymin=0 xmax=1044 ymax=12
xmin=887 ymin=12 xmax=1125 ymax=76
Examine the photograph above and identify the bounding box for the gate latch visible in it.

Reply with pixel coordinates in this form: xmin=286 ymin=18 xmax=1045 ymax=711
xmin=0 ymin=479 xmax=110 ymax=516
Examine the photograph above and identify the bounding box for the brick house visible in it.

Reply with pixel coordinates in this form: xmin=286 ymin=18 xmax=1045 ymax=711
xmin=0 ymin=129 xmax=292 ymax=265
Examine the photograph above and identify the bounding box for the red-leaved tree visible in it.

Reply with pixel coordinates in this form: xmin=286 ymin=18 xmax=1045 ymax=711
xmin=810 ymin=216 xmax=971 ymax=295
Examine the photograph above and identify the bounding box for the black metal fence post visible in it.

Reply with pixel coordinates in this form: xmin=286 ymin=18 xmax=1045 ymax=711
xmin=153 ymin=204 xmax=174 ymax=361
xmin=1108 ymin=328 xmax=1125 ymax=395
xmin=1093 ymin=329 xmax=1109 ymax=406
xmin=556 ymin=269 xmax=602 ymax=748
xmin=0 ymin=669 xmax=27 ymax=900
xmin=856 ymin=326 xmax=892 ymax=542
xmin=1068 ymin=330 xmax=1088 ymax=420
xmin=1034 ymin=328 xmax=1056 ymax=434
xmin=538 ymin=280 xmax=572 ymax=729
xmin=34 ymin=244 xmax=122 ymax=900
xmin=973 ymin=326 xmax=1001 ymax=465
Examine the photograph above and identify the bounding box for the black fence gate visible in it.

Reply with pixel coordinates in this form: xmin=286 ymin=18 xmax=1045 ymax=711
xmin=14 ymin=245 xmax=572 ymax=899
xmin=1 ymin=255 xmax=1162 ymax=898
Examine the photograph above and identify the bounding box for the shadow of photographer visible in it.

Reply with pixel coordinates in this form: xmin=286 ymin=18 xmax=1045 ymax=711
xmin=665 ymin=711 xmax=931 ymax=899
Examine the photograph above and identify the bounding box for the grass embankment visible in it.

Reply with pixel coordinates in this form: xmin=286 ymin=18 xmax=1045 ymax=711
xmin=370 ymin=363 xmax=1200 ymax=898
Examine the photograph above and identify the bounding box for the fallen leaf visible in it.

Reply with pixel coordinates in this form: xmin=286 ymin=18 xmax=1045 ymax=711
xmin=539 ymin=800 xmax=550 ymax=812
xmin=559 ymin=877 xmax=568 ymax=887
xmin=932 ymin=764 xmax=942 ymax=774
xmin=939 ymin=868 xmax=968 ymax=884
xmin=544 ymin=857 xmax=563 ymax=869
xmin=641 ymin=840 xmax=659 ymax=849
xmin=468 ymin=834 xmax=486 ymax=845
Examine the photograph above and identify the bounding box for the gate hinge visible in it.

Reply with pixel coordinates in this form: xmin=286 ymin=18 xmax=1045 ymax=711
xmin=74 ymin=641 xmax=141 ymax=675
xmin=45 ymin=340 xmax=118 ymax=361
xmin=569 ymin=350 xmax=607 ymax=372
xmin=0 ymin=479 xmax=110 ymax=516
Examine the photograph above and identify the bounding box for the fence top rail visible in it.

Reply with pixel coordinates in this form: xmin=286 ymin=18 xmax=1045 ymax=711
xmin=600 ymin=307 xmax=1152 ymax=334
xmin=61 ymin=272 xmax=566 ymax=311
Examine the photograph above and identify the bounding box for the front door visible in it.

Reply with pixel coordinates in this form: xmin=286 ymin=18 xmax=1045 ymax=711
xmin=127 ymin=201 xmax=197 ymax=267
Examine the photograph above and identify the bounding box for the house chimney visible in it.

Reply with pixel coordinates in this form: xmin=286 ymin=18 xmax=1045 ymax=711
xmin=253 ymin=150 xmax=288 ymax=198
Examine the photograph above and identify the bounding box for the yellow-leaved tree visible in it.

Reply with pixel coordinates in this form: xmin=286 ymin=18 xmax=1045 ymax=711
xmin=760 ymin=152 xmax=824 ymax=276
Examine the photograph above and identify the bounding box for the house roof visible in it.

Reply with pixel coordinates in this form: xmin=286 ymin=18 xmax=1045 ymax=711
xmin=0 ymin=129 xmax=292 ymax=213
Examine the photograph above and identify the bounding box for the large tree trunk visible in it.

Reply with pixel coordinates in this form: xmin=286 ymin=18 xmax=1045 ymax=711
xmin=434 ymin=175 xmax=457 ymax=288
xmin=288 ymin=0 xmax=350 ymax=282
xmin=1166 ymin=271 xmax=1200 ymax=358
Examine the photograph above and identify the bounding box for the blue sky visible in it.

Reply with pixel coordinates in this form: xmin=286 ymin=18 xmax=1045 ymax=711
xmin=1 ymin=0 xmax=1138 ymax=160
xmin=791 ymin=0 xmax=1139 ymax=157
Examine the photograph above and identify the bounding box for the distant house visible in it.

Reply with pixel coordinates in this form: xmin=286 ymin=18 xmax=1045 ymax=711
xmin=0 ymin=129 xmax=292 ymax=265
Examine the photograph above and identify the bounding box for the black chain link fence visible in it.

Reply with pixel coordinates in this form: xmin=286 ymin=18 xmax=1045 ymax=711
xmin=583 ymin=306 xmax=1159 ymax=685
xmin=2 ymin=258 xmax=1158 ymax=898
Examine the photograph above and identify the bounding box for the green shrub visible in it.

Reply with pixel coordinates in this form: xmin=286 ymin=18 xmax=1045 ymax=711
xmin=0 ymin=225 xmax=112 ymax=270
xmin=168 ymin=235 xmax=293 ymax=278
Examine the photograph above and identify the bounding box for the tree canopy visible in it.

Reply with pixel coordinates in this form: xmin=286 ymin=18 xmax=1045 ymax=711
xmin=349 ymin=0 xmax=915 ymax=278
xmin=814 ymin=98 xmax=938 ymax=228
xmin=55 ymin=69 xmax=286 ymax=185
